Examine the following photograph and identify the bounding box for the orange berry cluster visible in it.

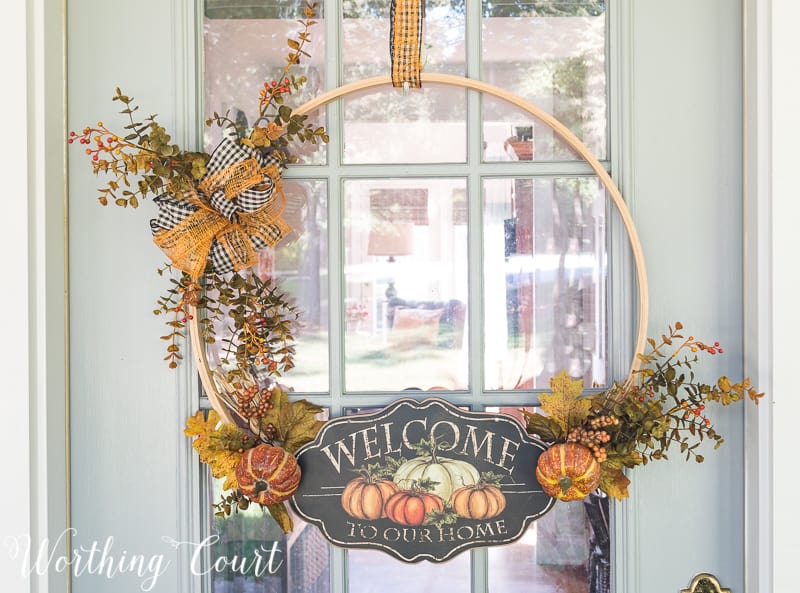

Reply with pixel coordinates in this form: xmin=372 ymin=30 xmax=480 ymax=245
xmin=259 ymin=78 xmax=292 ymax=110
xmin=237 ymin=385 xmax=275 ymax=420
xmin=172 ymin=300 xmax=194 ymax=324
xmin=266 ymin=77 xmax=291 ymax=94
xmin=688 ymin=337 xmax=724 ymax=355
xmin=68 ymin=124 xmax=126 ymax=163
xmin=680 ymin=400 xmax=712 ymax=426
xmin=588 ymin=414 xmax=620 ymax=430
xmin=244 ymin=314 xmax=280 ymax=371
xmin=568 ymin=427 xmax=612 ymax=463
xmin=168 ymin=282 xmax=201 ymax=323
xmin=262 ymin=422 xmax=278 ymax=443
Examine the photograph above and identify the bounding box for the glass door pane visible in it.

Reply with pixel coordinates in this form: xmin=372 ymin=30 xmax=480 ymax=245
xmin=348 ymin=549 xmax=470 ymax=593
xmin=483 ymin=177 xmax=607 ymax=390
xmin=481 ymin=1 xmax=608 ymax=159
xmin=342 ymin=85 xmax=468 ymax=164
xmin=208 ymin=476 xmax=332 ymax=593
xmin=343 ymin=0 xmax=466 ymax=81
xmin=343 ymin=178 xmax=469 ymax=392
xmin=483 ymin=407 xmax=609 ymax=593
xmin=204 ymin=3 xmax=327 ymax=163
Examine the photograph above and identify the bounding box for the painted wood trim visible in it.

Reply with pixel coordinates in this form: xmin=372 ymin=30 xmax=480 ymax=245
xmin=2 ymin=2 xmax=34 ymax=590
xmin=758 ymin=2 xmax=800 ymax=592
xmin=742 ymin=2 xmax=773 ymax=592
xmin=3 ymin=1 xmax=69 ymax=592
xmin=173 ymin=1 xmax=205 ymax=592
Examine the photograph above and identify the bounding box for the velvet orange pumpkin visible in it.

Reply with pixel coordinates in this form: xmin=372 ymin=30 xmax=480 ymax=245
xmin=450 ymin=483 xmax=507 ymax=520
xmin=535 ymin=443 xmax=600 ymax=502
xmin=341 ymin=477 xmax=399 ymax=520
xmin=383 ymin=490 xmax=444 ymax=526
xmin=236 ymin=444 xmax=301 ymax=505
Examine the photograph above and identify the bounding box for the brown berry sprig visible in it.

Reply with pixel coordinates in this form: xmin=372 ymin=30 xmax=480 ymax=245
xmin=262 ymin=422 xmax=279 ymax=443
xmin=256 ymin=2 xmax=317 ymax=120
xmin=242 ymin=313 xmax=281 ymax=372
xmin=236 ymin=385 xmax=275 ymax=421
xmin=68 ymin=124 xmax=126 ymax=161
xmin=68 ymin=123 xmax=153 ymax=208
xmin=588 ymin=414 xmax=620 ymax=430
xmin=567 ymin=425 xmax=613 ymax=462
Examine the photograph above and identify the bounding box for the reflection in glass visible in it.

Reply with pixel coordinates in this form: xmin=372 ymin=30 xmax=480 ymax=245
xmin=271 ymin=181 xmax=329 ymax=393
xmin=483 ymin=178 xmax=607 ymax=390
xmin=484 ymin=406 xmax=609 ymax=593
xmin=343 ymin=0 xmax=465 ymax=82
xmin=204 ymin=181 xmax=329 ymax=393
xmin=203 ymin=6 xmax=327 ymax=163
xmin=483 ymin=97 xmax=582 ymax=162
xmin=348 ymin=548 xmax=469 ymax=593
xmin=207 ymin=476 xmax=331 ymax=593
xmin=341 ymin=1 xmax=466 ymax=165
xmin=344 ymin=178 xmax=469 ymax=391
xmin=482 ymin=2 xmax=607 ymax=159
xmin=343 ymin=85 xmax=467 ymax=164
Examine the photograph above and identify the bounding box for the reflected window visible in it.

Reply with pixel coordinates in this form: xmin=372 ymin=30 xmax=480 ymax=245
xmin=344 ymin=179 xmax=469 ymax=391
xmin=484 ymin=177 xmax=607 ymax=390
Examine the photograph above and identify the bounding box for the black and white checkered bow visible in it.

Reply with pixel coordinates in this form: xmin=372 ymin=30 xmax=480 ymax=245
xmin=150 ymin=136 xmax=283 ymax=275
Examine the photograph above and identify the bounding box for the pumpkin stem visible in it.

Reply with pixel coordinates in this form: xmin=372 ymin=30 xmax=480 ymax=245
xmin=254 ymin=480 xmax=269 ymax=495
xmin=429 ymin=439 xmax=440 ymax=464
xmin=413 ymin=435 xmax=447 ymax=463
xmin=559 ymin=476 xmax=573 ymax=496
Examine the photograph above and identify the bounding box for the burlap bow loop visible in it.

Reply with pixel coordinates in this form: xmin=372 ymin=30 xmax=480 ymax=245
xmin=150 ymin=137 xmax=291 ymax=279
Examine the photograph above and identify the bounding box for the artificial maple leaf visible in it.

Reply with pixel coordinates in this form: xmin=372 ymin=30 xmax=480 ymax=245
xmin=279 ymin=400 xmax=325 ymax=454
xmin=604 ymin=451 xmax=643 ymax=470
xmin=222 ymin=473 xmax=239 ymax=492
xmin=250 ymin=126 xmax=271 ymax=148
xmin=599 ymin=464 xmax=631 ymax=500
xmin=521 ymin=409 xmax=563 ymax=442
xmin=184 ymin=409 xmax=220 ymax=438
xmin=214 ymin=422 xmax=255 ymax=451
xmin=186 ymin=409 xmax=248 ymax=489
xmin=539 ymin=370 xmax=592 ymax=432
xmin=204 ymin=449 xmax=242 ymax=480
xmin=267 ymin=503 xmax=294 ymax=534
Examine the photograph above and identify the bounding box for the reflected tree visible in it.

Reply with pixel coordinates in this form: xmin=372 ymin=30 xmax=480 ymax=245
xmin=484 ymin=1 xmax=605 ymax=17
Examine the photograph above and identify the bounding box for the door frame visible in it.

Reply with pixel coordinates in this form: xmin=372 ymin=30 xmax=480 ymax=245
xmin=8 ymin=1 xmax=790 ymax=592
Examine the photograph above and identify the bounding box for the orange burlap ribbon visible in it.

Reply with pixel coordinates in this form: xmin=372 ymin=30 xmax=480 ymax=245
xmin=152 ymin=160 xmax=289 ymax=280
xmin=390 ymin=0 xmax=424 ymax=89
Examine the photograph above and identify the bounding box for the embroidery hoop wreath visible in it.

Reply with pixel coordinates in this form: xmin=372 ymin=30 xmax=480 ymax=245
xmin=188 ymin=72 xmax=651 ymax=423
xmin=191 ymin=74 xmax=763 ymax=505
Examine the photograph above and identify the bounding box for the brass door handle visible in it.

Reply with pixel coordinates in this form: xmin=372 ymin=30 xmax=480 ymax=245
xmin=681 ymin=573 xmax=731 ymax=593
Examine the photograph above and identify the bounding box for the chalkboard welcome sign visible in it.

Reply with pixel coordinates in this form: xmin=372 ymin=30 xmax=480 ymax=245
xmin=291 ymin=398 xmax=555 ymax=562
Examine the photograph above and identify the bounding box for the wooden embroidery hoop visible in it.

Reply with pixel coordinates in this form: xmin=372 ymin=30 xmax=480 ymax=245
xmin=189 ymin=73 xmax=649 ymax=423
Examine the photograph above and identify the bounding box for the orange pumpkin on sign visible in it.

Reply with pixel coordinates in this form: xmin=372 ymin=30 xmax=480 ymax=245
xmin=450 ymin=483 xmax=507 ymax=520
xmin=383 ymin=490 xmax=444 ymax=526
xmin=341 ymin=476 xmax=399 ymax=520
